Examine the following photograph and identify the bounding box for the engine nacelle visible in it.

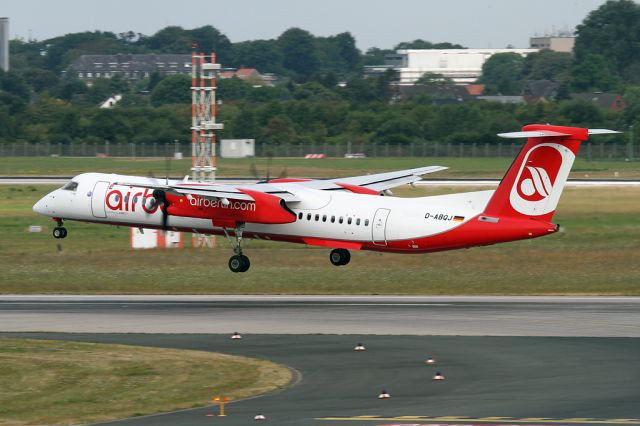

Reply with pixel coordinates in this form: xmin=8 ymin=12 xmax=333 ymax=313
xmin=165 ymin=189 xmax=296 ymax=227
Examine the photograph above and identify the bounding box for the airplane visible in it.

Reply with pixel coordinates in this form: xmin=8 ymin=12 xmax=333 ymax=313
xmin=33 ymin=124 xmax=618 ymax=273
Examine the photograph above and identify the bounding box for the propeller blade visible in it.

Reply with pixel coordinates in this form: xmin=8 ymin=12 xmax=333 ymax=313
xmin=161 ymin=203 xmax=169 ymax=231
xmin=266 ymin=156 xmax=272 ymax=182
xmin=165 ymin=156 xmax=171 ymax=185
xmin=249 ymin=163 xmax=260 ymax=180
xmin=152 ymin=189 xmax=170 ymax=231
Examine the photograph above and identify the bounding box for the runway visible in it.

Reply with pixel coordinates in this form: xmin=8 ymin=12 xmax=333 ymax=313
xmin=3 ymin=296 xmax=640 ymax=425
xmin=1 ymin=296 xmax=640 ymax=336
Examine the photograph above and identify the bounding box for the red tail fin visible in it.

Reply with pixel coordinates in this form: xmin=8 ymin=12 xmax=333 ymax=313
xmin=483 ymin=124 xmax=589 ymax=222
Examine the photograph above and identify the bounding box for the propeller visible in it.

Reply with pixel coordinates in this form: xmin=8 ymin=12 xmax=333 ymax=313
xmin=152 ymin=189 xmax=171 ymax=231
xmin=249 ymin=154 xmax=287 ymax=183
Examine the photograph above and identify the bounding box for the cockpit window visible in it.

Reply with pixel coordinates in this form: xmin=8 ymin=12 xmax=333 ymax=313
xmin=62 ymin=181 xmax=78 ymax=191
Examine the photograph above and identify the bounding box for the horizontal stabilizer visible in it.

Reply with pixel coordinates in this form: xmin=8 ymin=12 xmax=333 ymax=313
xmin=588 ymin=129 xmax=622 ymax=135
xmin=498 ymin=130 xmax=570 ymax=138
xmin=498 ymin=128 xmax=620 ymax=139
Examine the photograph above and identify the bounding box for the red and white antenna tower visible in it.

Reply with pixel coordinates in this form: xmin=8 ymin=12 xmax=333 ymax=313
xmin=191 ymin=48 xmax=223 ymax=182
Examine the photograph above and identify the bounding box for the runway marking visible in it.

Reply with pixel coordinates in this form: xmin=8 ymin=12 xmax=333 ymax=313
xmin=316 ymin=416 xmax=640 ymax=424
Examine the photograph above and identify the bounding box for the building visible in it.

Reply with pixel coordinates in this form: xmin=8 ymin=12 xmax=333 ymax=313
xmin=0 ymin=17 xmax=8 ymax=71
xmin=219 ymin=68 xmax=273 ymax=86
xmin=220 ymin=139 xmax=255 ymax=158
xmin=396 ymin=83 xmax=485 ymax=104
xmin=529 ymin=36 xmax=575 ymax=53
xmin=571 ymin=93 xmax=626 ymax=111
xmin=365 ymin=48 xmax=538 ymax=85
xmin=65 ymin=54 xmax=192 ymax=84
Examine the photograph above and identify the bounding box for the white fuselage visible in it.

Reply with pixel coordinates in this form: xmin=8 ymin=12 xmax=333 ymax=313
xmin=34 ymin=173 xmax=495 ymax=250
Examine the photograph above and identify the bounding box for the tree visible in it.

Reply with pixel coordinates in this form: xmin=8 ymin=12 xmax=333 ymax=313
xmin=277 ymin=28 xmax=319 ymax=79
xmin=218 ymin=77 xmax=252 ymax=101
xmin=150 ymin=74 xmax=191 ymax=106
xmin=521 ymin=50 xmax=572 ymax=81
xmin=394 ymin=39 xmax=465 ymax=50
xmin=570 ymin=54 xmax=619 ymax=92
xmin=477 ymin=53 xmax=524 ymax=95
xmin=362 ymin=47 xmax=394 ymax=66
xmin=574 ymin=0 xmax=640 ymax=80
xmin=230 ymin=40 xmax=284 ymax=74
xmin=415 ymin=72 xmax=454 ymax=88
xmin=375 ymin=117 xmax=418 ymax=145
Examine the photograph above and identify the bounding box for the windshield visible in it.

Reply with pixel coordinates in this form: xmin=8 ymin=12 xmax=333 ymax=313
xmin=61 ymin=181 xmax=78 ymax=191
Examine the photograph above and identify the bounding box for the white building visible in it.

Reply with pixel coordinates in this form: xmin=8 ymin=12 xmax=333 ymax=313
xmin=220 ymin=139 xmax=255 ymax=158
xmin=366 ymin=48 xmax=538 ymax=85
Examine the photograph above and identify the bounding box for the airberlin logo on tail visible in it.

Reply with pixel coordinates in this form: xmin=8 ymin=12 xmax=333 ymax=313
xmin=509 ymin=143 xmax=574 ymax=216
xmin=519 ymin=166 xmax=553 ymax=201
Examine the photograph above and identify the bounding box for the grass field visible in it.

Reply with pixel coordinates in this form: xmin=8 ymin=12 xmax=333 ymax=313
xmin=0 ymin=337 xmax=292 ymax=426
xmin=1 ymin=156 xmax=640 ymax=179
xmin=1 ymin=184 xmax=638 ymax=295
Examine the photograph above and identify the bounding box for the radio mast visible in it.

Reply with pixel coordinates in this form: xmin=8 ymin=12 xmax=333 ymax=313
xmin=191 ymin=48 xmax=223 ymax=182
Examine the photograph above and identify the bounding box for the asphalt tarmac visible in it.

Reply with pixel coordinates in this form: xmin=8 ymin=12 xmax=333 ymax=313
xmin=3 ymin=297 xmax=640 ymax=425
xmin=4 ymin=332 xmax=640 ymax=426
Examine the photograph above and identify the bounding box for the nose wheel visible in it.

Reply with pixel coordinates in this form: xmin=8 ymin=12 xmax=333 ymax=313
xmin=52 ymin=219 xmax=67 ymax=239
xmin=330 ymin=248 xmax=351 ymax=266
xmin=53 ymin=227 xmax=67 ymax=239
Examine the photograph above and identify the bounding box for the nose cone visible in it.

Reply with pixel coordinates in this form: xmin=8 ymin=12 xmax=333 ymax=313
xmin=33 ymin=196 xmax=49 ymax=216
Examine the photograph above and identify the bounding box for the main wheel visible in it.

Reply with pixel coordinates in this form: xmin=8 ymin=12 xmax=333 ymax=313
xmin=239 ymin=255 xmax=250 ymax=272
xmin=229 ymin=255 xmax=251 ymax=273
xmin=329 ymin=248 xmax=350 ymax=266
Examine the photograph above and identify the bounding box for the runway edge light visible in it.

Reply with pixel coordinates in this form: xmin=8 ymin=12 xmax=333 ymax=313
xmin=433 ymin=371 xmax=445 ymax=381
xmin=231 ymin=332 xmax=242 ymax=340
xmin=378 ymin=389 xmax=390 ymax=399
xmin=354 ymin=342 xmax=366 ymax=351
xmin=254 ymin=413 xmax=266 ymax=421
xmin=425 ymin=356 xmax=436 ymax=365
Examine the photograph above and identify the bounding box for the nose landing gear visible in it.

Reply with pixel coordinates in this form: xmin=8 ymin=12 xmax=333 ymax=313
xmin=52 ymin=219 xmax=67 ymax=239
xmin=329 ymin=248 xmax=351 ymax=266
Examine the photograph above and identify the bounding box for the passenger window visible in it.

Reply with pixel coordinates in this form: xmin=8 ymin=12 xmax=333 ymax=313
xmin=339 ymin=217 xmax=344 ymax=224
xmin=298 ymin=212 xmax=303 ymax=220
xmin=315 ymin=214 xmax=319 ymax=221
xmin=365 ymin=219 xmax=369 ymax=226
xmin=331 ymin=216 xmax=335 ymax=223
xmin=356 ymin=218 xmax=361 ymax=226
xmin=62 ymin=181 xmax=78 ymax=191
xmin=307 ymin=213 xmax=312 ymax=221
xmin=347 ymin=217 xmax=352 ymax=225
xmin=133 ymin=196 xmax=139 ymax=203
xmin=322 ymin=215 xmax=327 ymax=222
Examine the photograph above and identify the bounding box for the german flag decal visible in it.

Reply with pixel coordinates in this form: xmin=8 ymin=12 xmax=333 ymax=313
xmin=453 ymin=216 xmax=465 ymax=222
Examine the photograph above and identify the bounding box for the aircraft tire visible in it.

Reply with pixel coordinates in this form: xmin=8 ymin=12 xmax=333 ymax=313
xmin=53 ymin=227 xmax=67 ymax=239
xmin=229 ymin=255 xmax=251 ymax=273
xmin=330 ymin=249 xmax=350 ymax=266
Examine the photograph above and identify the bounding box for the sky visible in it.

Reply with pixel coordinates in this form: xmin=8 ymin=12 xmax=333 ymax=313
xmin=3 ymin=0 xmax=610 ymax=50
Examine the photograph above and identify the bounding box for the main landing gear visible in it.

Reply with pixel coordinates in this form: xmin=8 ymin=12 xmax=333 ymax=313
xmin=52 ymin=219 xmax=67 ymax=239
xmin=223 ymin=223 xmax=251 ymax=273
xmin=329 ymin=248 xmax=351 ymax=266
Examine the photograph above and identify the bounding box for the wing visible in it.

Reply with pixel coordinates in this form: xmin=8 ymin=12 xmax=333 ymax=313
xmin=114 ymin=180 xmax=299 ymax=202
xmin=115 ymin=165 xmax=446 ymax=201
xmin=272 ymin=165 xmax=447 ymax=193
